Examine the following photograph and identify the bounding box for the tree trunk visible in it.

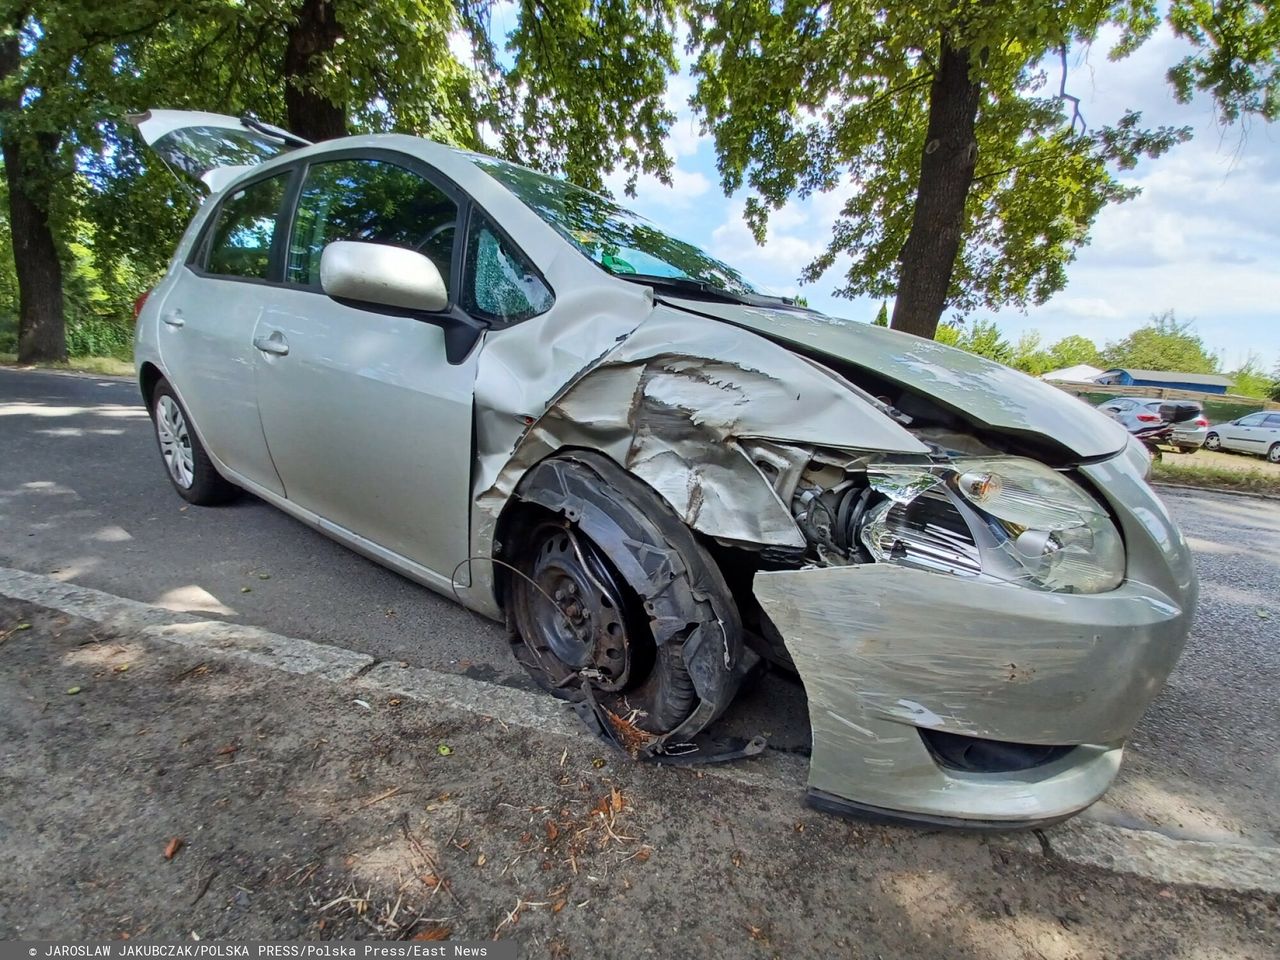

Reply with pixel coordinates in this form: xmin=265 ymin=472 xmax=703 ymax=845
xmin=0 ymin=32 xmax=66 ymax=363
xmin=891 ymin=36 xmax=981 ymax=340
xmin=283 ymin=0 xmax=347 ymax=142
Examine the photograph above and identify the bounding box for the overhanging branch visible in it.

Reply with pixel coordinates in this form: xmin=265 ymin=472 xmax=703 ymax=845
xmin=1059 ymin=46 xmax=1085 ymax=133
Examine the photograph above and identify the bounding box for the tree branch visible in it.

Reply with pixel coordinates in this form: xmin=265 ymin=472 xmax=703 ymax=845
xmin=1059 ymin=46 xmax=1085 ymax=133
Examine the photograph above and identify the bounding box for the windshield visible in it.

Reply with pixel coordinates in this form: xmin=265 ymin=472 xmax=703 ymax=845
xmin=472 ymin=156 xmax=758 ymax=297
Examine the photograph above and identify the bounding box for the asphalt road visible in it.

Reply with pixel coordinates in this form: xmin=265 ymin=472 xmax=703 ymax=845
xmin=1 ymin=367 xmax=1276 ymax=843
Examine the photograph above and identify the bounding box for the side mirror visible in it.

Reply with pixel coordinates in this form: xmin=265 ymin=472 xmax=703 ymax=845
xmin=320 ymin=240 xmax=448 ymax=313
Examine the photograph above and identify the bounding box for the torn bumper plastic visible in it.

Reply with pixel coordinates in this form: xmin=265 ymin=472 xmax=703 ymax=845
xmin=753 ymin=457 xmax=1197 ymax=827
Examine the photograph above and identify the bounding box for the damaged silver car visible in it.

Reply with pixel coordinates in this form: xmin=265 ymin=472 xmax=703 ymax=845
xmin=132 ymin=111 xmax=1197 ymax=828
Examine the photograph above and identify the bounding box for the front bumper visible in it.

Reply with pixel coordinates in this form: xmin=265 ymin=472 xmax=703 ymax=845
xmin=752 ymin=451 xmax=1197 ymax=827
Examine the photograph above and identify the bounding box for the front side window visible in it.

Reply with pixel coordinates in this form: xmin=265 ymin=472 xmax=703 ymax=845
xmin=204 ymin=174 xmax=288 ymax=279
xmin=462 ymin=215 xmax=553 ymax=324
xmin=287 ymin=158 xmax=457 ymax=290
xmin=1238 ymin=414 xmax=1266 ymax=427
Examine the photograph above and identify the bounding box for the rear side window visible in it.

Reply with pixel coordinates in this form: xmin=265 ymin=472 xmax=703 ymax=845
xmin=204 ymin=174 xmax=288 ymax=279
xmin=462 ymin=215 xmax=553 ymax=324
xmin=153 ymin=126 xmax=291 ymax=182
xmin=286 ymin=158 xmax=457 ymax=290
xmin=1265 ymin=415 xmax=1280 ymax=427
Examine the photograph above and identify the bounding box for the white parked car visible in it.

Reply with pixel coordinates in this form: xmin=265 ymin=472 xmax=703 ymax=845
xmin=1205 ymin=412 xmax=1280 ymax=462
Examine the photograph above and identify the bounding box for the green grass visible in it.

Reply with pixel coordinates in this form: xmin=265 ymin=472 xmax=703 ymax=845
xmin=1153 ymin=458 xmax=1280 ymax=495
xmin=0 ymin=352 xmax=134 ymax=377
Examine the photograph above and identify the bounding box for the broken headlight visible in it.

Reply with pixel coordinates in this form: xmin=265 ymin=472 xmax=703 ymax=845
xmin=860 ymin=458 xmax=1124 ymax=594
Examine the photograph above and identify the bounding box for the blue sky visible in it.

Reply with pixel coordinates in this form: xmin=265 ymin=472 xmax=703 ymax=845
xmin=589 ymin=22 xmax=1280 ymax=373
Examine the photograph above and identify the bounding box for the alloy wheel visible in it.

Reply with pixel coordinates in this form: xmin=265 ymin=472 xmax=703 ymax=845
xmin=155 ymin=395 xmax=195 ymax=489
xmin=1205 ymin=433 xmax=1221 ymax=451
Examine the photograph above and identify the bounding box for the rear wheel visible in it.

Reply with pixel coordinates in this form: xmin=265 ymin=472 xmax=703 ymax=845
xmin=1205 ymin=432 xmax=1221 ymax=451
xmin=150 ymin=380 xmax=239 ymax=505
xmin=1269 ymin=443 xmax=1280 ymax=464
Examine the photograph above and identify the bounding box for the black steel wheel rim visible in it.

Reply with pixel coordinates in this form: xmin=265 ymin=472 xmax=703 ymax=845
xmin=522 ymin=523 xmax=635 ymax=691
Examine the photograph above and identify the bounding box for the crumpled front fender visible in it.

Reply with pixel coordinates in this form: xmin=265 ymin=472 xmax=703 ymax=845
xmin=462 ymin=305 xmax=929 ymax=616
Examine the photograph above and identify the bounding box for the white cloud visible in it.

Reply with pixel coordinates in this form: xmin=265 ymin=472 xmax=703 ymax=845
xmin=709 ymin=202 xmax=823 ymax=273
xmin=604 ymin=164 xmax=712 ymax=210
xmin=663 ymin=71 xmax=707 ymax=159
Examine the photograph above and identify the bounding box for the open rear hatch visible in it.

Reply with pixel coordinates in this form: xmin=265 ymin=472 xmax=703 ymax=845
xmin=127 ymin=109 xmax=310 ymax=193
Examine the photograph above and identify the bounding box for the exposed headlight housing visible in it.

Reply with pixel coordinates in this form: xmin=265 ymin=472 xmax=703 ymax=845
xmin=860 ymin=458 xmax=1124 ymax=594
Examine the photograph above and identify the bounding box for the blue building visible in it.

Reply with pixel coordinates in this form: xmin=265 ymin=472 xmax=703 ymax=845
xmin=1094 ymin=368 xmax=1234 ymax=395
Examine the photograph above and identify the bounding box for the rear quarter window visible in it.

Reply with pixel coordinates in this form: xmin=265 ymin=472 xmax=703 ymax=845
xmin=201 ymin=174 xmax=289 ymax=280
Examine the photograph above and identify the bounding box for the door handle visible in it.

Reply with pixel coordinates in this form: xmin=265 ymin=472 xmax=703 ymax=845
xmin=161 ymin=311 xmax=185 ymax=327
xmin=253 ymin=333 xmax=290 ymax=356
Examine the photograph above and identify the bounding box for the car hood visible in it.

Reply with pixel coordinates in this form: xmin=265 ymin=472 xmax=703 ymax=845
xmin=659 ymin=298 xmax=1129 ymax=461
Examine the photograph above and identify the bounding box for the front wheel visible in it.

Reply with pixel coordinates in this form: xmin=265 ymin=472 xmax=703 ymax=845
xmin=150 ymin=380 xmax=240 ymax=505
xmin=1205 ymin=432 xmax=1222 ymax=451
xmin=509 ymin=520 xmax=695 ymax=733
xmin=505 ymin=453 xmax=746 ymax=738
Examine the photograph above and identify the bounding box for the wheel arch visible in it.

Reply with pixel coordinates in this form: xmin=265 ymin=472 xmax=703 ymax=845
xmin=138 ymin=361 xmax=165 ymax=411
xmin=492 ymin=448 xmax=755 ymax=738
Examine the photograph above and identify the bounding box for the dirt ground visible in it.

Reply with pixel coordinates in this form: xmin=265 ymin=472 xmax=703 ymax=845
xmin=2 ymin=597 xmax=1277 ymax=958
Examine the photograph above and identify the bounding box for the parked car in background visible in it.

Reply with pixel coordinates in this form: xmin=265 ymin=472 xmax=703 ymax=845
xmin=1097 ymin=397 xmax=1208 ymax=453
xmin=1205 ymin=412 xmax=1280 ymax=462
xmin=130 ymin=109 xmax=1198 ymax=831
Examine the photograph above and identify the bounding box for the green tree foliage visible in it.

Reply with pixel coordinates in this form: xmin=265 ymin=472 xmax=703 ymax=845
xmin=1228 ymin=353 xmax=1277 ymax=399
xmin=1046 ymin=333 xmax=1103 ymax=369
xmin=1102 ymin=310 xmax=1220 ymax=373
xmin=932 ymin=317 xmax=1014 ymax=362
xmin=873 ymin=301 xmax=890 ymax=326
xmin=935 ymin=322 xmax=962 ymax=347
xmin=914 ymin=314 xmax=1271 ymax=391
xmin=1 ymin=0 xmax=682 ymax=360
xmin=1011 ymin=330 xmax=1053 ymax=375
xmin=686 ymin=1 xmax=1280 ymax=340
xmin=953 ymin=318 xmax=1013 ymax=364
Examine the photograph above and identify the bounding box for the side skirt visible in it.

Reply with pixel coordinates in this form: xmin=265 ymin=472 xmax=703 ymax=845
xmin=213 ymin=459 xmax=502 ymax=622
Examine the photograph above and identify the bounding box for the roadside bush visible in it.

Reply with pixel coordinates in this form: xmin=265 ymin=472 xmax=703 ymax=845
xmin=0 ymin=313 xmax=16 ymax=354
xmin=65 ymin=312 xmax=133 ymax=359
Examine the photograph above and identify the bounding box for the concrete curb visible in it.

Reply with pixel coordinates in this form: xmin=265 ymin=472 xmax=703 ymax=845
xmin=1 ymin=564 xmax=1275 ymax=895
xmin=0 ymin=363 xmax=133 ymax=383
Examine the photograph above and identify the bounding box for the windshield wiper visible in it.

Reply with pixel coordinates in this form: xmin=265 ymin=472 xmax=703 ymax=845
xmin=610 ymin=272 xmax=753 ymax=305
